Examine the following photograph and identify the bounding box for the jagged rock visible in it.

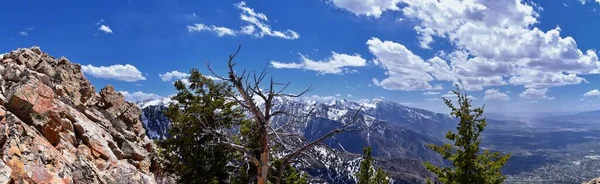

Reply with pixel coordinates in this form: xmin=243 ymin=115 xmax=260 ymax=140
xmin=3 ymin=63 xmax=25 ymax=82
xmin=0 ymin=46 xmax=166 ymax=183
xmin=121 ymin=140 xmax=148 ymax=161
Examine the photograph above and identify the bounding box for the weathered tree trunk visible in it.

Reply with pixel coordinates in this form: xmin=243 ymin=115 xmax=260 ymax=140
xmin=257 ymin=126 xmax=270 ymax=184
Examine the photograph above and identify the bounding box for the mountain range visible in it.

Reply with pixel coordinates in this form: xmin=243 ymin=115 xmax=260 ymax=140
xmin=136 ymin=96 xmax=464 ymax=183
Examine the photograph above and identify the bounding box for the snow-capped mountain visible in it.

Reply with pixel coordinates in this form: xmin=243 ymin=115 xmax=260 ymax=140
xmin=265 ymin=97 xmax=453 ymax=165
xmin=136 ymin=98 xmax=174 ymax=139
xmin=135 ymin=96 xmax=452 ymax=183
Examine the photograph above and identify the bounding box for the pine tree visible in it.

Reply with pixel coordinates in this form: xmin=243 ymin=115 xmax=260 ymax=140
xmin=356 ymin=147 xmax=390 ymax=184
xmin=424 ymin=85 xmax=511 ymax=184
xmin=156 ymin=69 xmax=246 ymax=183
xmin=269 ymin=159 xmax=308 ymax=184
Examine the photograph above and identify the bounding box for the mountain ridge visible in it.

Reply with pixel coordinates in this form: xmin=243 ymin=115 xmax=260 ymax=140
xmin=0 ymin=47 xmax=169 ymax=183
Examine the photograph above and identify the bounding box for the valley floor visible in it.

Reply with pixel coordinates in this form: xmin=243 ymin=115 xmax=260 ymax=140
xmin=484 ymin=128 xmax=600 ymax=183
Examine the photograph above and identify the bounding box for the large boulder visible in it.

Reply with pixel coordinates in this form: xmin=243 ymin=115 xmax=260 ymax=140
xmin=0 ymin=47 xmax=165 ymax=183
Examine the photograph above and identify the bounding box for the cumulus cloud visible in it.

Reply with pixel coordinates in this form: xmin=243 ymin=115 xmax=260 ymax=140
xmin=98 ymin=25 xmax=113 ymax=34
xmin=159 ymin=70 xmax=190 ymax=81
xmin=119 ymin=91 xmax=161 ymax=102
xmin=330 ymin=0 xmax=600 ymax=91
xmin=519 ymin=88 xmax=554 ymax=100
xmin=271 ymin=52 xmax=366 ymax=74
xmin=328 ymin=0 xmax=402 ymax=18
xmin=584 ymin=89 xmax=600 ymax=97
xmin=368 ymin=37 xmax=442 ymax=91
xmin=187 ymin=1 xmax=299 ymax=40
xmin=483 ymin=89 xmax=510 ymax=101
xmin=81 ymin=64 xmax=146 ymax=82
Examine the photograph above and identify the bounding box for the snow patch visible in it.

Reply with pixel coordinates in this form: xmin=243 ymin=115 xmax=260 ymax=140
xmin=585 ymin=155 xmax=600 ymax=160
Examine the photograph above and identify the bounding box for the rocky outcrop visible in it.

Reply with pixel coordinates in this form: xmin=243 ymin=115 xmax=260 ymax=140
xmin=0 ymin=47 xmax=166 ymax=183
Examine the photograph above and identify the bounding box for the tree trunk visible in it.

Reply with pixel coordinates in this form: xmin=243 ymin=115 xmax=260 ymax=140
xmin=276 ymin=164 xmax=285 ymax=184
xmin=257 ymin=126 xmax=270 ymax=184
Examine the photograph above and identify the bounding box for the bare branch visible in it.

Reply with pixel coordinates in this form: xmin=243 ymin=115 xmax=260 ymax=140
xmin=205 ymin=62 xmax=228 ymax=81
xmin=276 ymin=86 xmax=313 ymax=98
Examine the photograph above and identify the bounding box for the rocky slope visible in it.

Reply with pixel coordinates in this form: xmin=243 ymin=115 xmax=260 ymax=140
xmin=0 ymin=47 xmax=165 ymax=183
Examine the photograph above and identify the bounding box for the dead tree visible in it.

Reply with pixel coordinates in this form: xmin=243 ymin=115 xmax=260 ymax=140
xmin=208 ymin=45 xmax=362 ymax=184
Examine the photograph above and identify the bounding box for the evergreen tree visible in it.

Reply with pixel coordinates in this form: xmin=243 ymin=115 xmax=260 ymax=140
xmin=269 ymin=159 xmax=308 ymax=184
xmin=356 ymin=147 xmax=390 ymax=184
xmin=157 ymin=69 xmax=246 ymax=183
xmin=424 ymin=85 xmax=511 ymax=184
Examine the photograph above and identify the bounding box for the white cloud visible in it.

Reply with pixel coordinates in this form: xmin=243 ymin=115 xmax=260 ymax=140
xmin=483 ymin=89 xmax=510 ymax=101
xmin=271 ymin=52 xmax=366 ymax=74
xmin=81 ymin=64 xmax=146 ymax=82
xmin=187 ymin=1 xmax=299 ymax=40
xmin=579 ymin=0 xmax=600 ymax=5
xmin=119 ymin=91 xmax=161 ymax=102
xmin=332 ymin=0 xmax=600 ymax=90
xmin=584 ymin=89 xmax=600 ymax=97
xmin=368 ymin=37 xmax=442 ymax=91
xmin=178 ymin=78 xmax=192 ymax=87
xmin=159 ymin=70 xmax=221 ymax=85
xmin=187 ymin=24 xmax=236 ymax=37
xmin=98 ymin=25 xmax=113 ymax=34
xmin=335 ymin=93 xmax=341 ymax=97
xmin=159 ymin=70 xmax=190 ymax=81
xmin=327 ymin=0 xmax=402 ymax=18
xmin=17 ymin=27 xmax=34 ymax=36
xmin=508 ymin=68 xmax=587 ymax=88
xmin=423 ymin=91 xmax=440 ymax=95
xmin=347 ymin=94 xmax=352 ymax=97
xmin=519 ymin=88 xmax=554 ymax=100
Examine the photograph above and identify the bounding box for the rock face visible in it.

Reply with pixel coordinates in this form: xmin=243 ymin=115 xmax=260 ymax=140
xmin=0 ymin=47 xmax=165 ymax=183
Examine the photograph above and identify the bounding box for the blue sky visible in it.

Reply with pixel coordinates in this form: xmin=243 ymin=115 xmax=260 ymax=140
xmin=3 ymin=0 xmax=600 ymax=113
